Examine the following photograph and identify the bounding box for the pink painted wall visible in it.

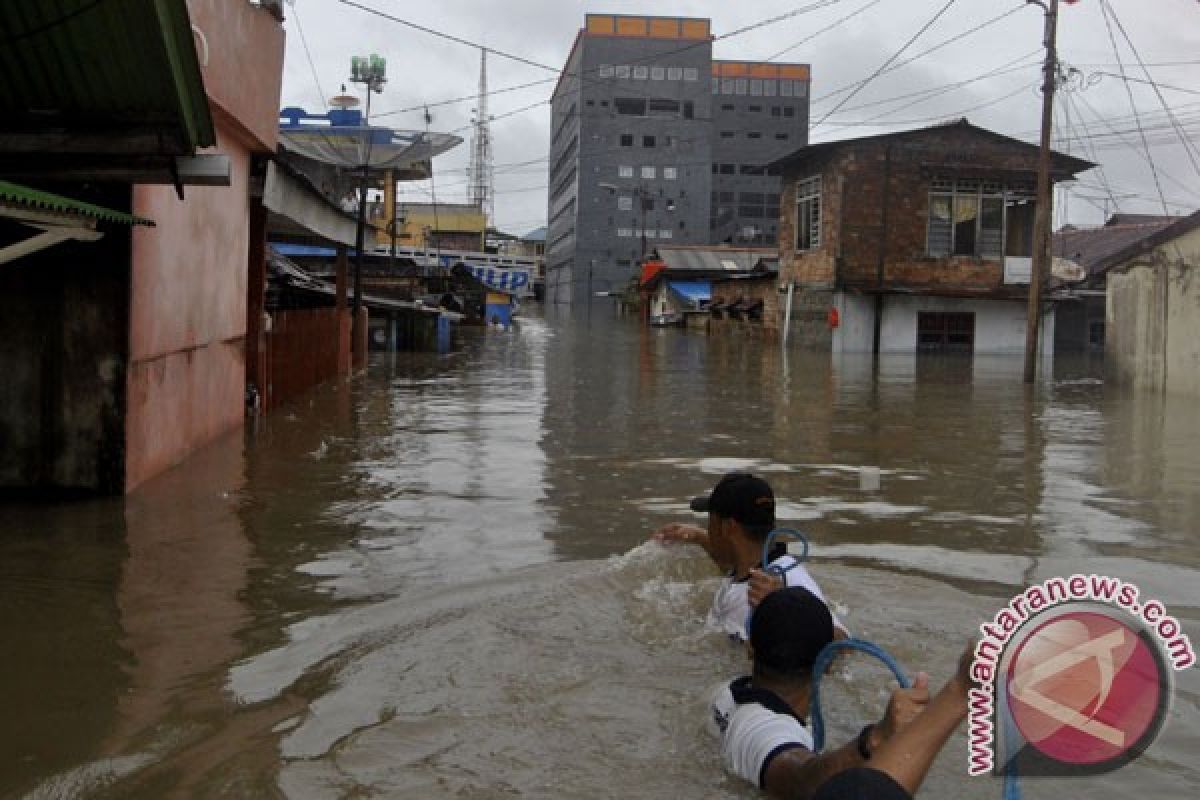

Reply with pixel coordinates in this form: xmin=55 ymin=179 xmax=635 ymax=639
xmin=124 ymin=1 xmax=285 ymax=491
xmin=187 ymin=0 xmax=285 ymax=151
xmin=127 ymin=127 xmax=251 ymax=491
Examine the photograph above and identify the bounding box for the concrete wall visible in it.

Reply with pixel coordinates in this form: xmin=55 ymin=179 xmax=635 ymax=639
xmin=874 ymin=295 xmax=1054 ymax=355
xmin=1107 ymin=224 xmax=1200 ymax=395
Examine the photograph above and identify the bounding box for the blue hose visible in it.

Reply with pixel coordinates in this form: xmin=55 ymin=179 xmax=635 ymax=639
xmin=809 ymin=638 xmax=911 ymax=753
xmin=744 ymin=528 xmax=812 ymax=636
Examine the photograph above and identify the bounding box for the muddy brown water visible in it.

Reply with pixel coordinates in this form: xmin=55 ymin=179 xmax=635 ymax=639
xmin=1 ymin=311 xmax=1197 ymax=799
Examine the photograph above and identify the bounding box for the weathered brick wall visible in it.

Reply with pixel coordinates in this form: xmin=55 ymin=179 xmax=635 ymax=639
xmin=712 ymin=276 xmax=777 ymax=335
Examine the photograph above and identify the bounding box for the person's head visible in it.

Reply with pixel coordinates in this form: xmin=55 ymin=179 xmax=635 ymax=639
xmin=749 ymin=586 xmax=835 ymax=687
xmin=690 ymin=473 xmax=776 ymax=560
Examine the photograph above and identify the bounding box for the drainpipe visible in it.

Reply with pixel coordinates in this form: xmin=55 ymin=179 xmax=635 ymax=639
xmin=782 ymin=280 xmax=795 ymax=346
xmin=872 ymin=145 xmax=892 ymax=356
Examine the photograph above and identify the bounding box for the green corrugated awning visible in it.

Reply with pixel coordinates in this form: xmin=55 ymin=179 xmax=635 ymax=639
xmin=0 ymin=0 xmax=214 ymax=154
xmin=0 ymin=180 xmax=153 ymax=226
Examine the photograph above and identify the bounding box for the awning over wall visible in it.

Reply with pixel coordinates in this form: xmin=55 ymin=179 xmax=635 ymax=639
xmin=0 ymin=179 xmax=154 ymax=265
xmin=668 ymin=280 xmax=711 ymax=308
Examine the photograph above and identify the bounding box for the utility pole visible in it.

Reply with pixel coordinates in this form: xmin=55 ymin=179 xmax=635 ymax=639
xmin=1024 ymin=0 xmax=1064 ymax=383
xmin=349 ymin=54 xmax=386 ymax=365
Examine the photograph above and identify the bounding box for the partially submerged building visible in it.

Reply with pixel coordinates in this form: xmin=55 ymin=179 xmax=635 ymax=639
xmin=1101 ymin=210 xmax=1200 ymax=396
xmin=0 ymin=0 xmax=285 ymax=494
xmin=639 ymin=246 xmax=775 ymax=328
xmin=771 ymin=119 xmax=1094 ymax=354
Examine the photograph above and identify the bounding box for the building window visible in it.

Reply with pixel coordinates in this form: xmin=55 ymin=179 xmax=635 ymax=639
xmin=614 ymin=97 xmax=646 ymax=115
xmin=651 ymin=66 xmax=665 ymax=81
xmin=795 ymin=176 xmax=821 ymax=251
xmin=619 ymin=165 xmax=634 ymax=178
xmin=721 ymin=78 xmax=735 ymax=94
xmin=783 ymin=106 xmax=795 ymax=118
xmin=735 ymin=78 xmax=748 ymax=95
xmin=740 ymin=164 xmax=766 ymax=175
xmin=750 ymin=79 xmax=763 ymax=96
xmin=648 ymin=97 xmax=681 ymax=116
xmin=615 ymin=65 xmax=630 ymax=79
xmin=781 ymin=81 xmax=794 ymax=97
xmin=764 ymin=80 xmax=777 ymax=97
xmin=599 ymin=65 xmax=614 ymax=78
xmin=633 ymin=66 xmax=649 ymax=80
xmin=683 ymin=67 xmax=699 ymax=81
xmin=617 ymin=228 xmax=633 ymax=238
xmin=719 ymin=163 xmax=735 ymax=175
xmin=683 ymin=101 xmax=694 ymax=119
xmin=643 ymin=135 xmax=656 ymax=147
xmin=659 ymin=229 xmax=673 ymax=239
xmin=775 ymin=132 xmax=789 ymax=140
xmin=712 ymin=77 xmax=720 ymax=94
xmin=747 ymin=131 xmax=762 ymax=139
xmin=927 ymin=177 xmax=1010 ymax=258
xmin=667 ymin=66 xmax=683 ymax=81
xmin=663 ymin=167 xmax=677 ymax=180
xmin=617 ymin=196 xmax=633 ymax=211
xmin=792 ymin=81 xmax=809 ymax=98
xmin=771 ymin=106 xmax=781 ymax=117
xmin=641 ymin=166 xmax=656 ymax=179
xmin=721 ymin=103 xmax=735 ymax=111
xmin=720 ymin=131 xmax=735 ymax=139
xmin=620 ymin=134 xmax=633 ymax=147
xmin=748 ymin=104 xmax=762 ymax=113
xmin=917 ymin=312 xmax=975 ymax=352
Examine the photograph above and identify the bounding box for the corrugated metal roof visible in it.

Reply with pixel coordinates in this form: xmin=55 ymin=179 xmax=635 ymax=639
xmin=0 ymin=179 xmax=153 ymax=225
xmin=0 ymin=0 xmax=214 ymax=151
xmin=656 ymin=247 xmax=769 ymax=272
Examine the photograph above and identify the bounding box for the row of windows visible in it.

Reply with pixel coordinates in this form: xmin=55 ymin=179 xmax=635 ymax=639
xmin=712 ymin=77 xmax=809 ymax=98
xmin=616 ymin=228 xmax=675 ymax=239
xmin=611 ymin=96 xmax=695 ymax=119
xmin=712 ymin=163 xmax=782 ymax=176
xmin=597 ymin=64 xmax=701 ymax=82
xmin=718 ymin=104 xmax=798 ymax=118
xmin=617 ymin=165 xmax=678 ymax=180
xmin=718 ymin=130 xmax=790 ymax=141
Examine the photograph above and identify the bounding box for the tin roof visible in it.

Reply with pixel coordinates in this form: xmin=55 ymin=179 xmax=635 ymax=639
xmin=0 ymin=0 xmax=214 ymax=154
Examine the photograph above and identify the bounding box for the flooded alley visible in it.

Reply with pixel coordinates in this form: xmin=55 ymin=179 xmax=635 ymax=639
xmin=2 ymin=313 xmax=1197 ymax=799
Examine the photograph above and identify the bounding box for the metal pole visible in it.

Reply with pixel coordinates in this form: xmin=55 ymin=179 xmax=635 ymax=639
xmin=782 ymin=281 xmax=795 ymax=346
xmin=352 ymin=89 xmax=373 ymax=359
xmin=1023 ymin=0 xmax=1058 ymax=384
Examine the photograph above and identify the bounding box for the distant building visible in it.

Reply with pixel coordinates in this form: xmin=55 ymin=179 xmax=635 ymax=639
xmin=639 ymin=245 xmax=775 ymax=328
xmin=1052 ymin=214 xmax=1181 ymax=352
xmin=546 ymin=13 xmax=809 ymax=306
xmin=1102 ymin=210 xmax=1200 ymax=395
xmin=772 ymin=119 xmax=1094 ymax=355
xmin=379 ymin=202 xmax=487 ymax=252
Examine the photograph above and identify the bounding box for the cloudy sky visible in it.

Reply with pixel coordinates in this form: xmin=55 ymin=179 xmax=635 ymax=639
xmin=279 ymin=0 xmax=1200 ymax=236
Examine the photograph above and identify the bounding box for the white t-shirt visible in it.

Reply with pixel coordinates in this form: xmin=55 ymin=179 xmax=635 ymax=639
xmin=709 ymin=676 xmax=813 ymax=789
xmin=706 ymin=554 xmax=845 ymax=641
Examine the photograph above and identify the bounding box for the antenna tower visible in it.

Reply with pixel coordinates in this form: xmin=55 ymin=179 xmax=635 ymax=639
xmin=467 ymin=48 xmax=495 ymax=224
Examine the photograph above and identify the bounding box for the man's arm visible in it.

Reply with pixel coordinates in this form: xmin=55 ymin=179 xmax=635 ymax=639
xmin=762 ymin=674 xmax=931 ymax=800
xmin=652 ymin=522 xmax=720 ymax=564
xmin=859 ymin=645 xmax=973 ymax=796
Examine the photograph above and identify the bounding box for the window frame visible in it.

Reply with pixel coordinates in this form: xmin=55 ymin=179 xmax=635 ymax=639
xmin=926 ymin=177 xmax=1026 ymax=260
xmin=795 ymin=175 xmax=822 ymax=252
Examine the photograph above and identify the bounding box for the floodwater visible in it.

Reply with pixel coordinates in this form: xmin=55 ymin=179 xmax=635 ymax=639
xmin=1 ymin=311 xmax=1198 ymax=799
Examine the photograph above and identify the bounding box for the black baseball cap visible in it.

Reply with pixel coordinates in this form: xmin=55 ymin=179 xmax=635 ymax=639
xmin=689 ymin=472 xmax=775 ymax=531
xmin=750 ymin=586 xmax=834 ymax=676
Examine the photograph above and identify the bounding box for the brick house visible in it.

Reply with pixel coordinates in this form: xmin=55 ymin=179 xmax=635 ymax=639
xmin=769 ymin=119 xmax=1093 ymax=354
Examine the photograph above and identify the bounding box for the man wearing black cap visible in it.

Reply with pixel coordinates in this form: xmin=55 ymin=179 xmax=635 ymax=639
xmin=710 ymin=587 xmax=973 ymax=800
xmin=652 ymin=472 xmax=847 ymax=642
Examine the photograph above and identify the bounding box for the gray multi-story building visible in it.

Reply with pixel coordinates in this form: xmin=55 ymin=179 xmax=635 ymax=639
xmin=546 ymin=13 xmax=810 ymax=305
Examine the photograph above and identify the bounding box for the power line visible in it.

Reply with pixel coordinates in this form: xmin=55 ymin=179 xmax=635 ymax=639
xmin=1097 ymin=0 xmax=1171 ymax=218
xmin=813 ymin=0 xmax=959 ymax=128
xmin=291 ymin=3 xmax=329 ymax=112
xmin=764 ymin=0 xmax=886 ymax=61
xmin=1098 ymin=0 xmax=1200 ymax=177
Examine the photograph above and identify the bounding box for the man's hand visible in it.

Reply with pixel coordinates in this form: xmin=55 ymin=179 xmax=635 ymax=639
xmin=651 ymin=522 xmax=705 ymax=544
xmin=872 ymin=672 xmax=931 ymax=751
xmin=747 ymin=568 xmax=784 ymax=607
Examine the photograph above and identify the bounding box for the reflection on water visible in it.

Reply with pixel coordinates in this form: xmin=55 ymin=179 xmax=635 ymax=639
xmin=1 ymin=313 xmax=1197 ymax=798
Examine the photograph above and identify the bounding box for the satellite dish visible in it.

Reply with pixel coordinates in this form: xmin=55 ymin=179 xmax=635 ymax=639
xmin=1052 ymin=257 xmax=1087 ymax=283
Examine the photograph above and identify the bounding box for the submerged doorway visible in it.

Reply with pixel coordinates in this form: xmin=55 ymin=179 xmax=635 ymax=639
xmin=917 ymin=311 xmax=975 ymax=353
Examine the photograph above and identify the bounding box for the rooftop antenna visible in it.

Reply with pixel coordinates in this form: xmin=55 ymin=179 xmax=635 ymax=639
xmin=467 ymin=48 xmax=495 ymax=226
